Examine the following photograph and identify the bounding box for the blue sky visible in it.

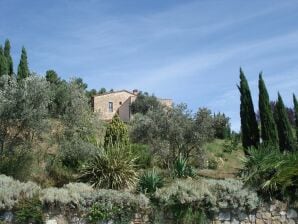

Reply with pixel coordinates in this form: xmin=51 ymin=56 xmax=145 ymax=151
xmin=1 ymin=0 xmax=298 ymax=130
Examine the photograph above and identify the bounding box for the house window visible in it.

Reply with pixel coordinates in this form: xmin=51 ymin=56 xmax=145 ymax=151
xmin=108 ymin=102 xmax=113 ymax=112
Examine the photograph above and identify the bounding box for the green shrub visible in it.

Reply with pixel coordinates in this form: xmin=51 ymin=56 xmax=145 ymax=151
xmin=207 ymin=178 xmax=259 ymax=212
xmin=242 ymin=146 xmax=298 ymax=201
xmin=15 ymin=196 xmax=43 ymax=224
xmin=172 ymin=206 xmax=208 ymax=224
xmin=154 ymin=179 xmax=215 ymax=222
xmin=223 ymin=138 xmax=239 ymax=153
xmin=138 ymin=169 xmax=163 ymax=194
xmin=41 ymin=183 xmax=149 ymax=215
xmin=104 ymin=115 xmax=129 ymax=147
xmin=86 ymin=189 xmax=149 ymax=223
xmin=87 ymin=202 xmax=121 ymax=223
xmin=173 ymin=154 xmax=194 ymax=178
xmin=58 ymin=138 xmax=98 ymax=170
xmin=0 ymin=149 xmax=33 ymax=181
xmin=40 ymin=182 xmax=94 ymax=208
xmin=80 ymin=143 xmax=138 ymax=190
xmin=207 ymin=158 xmax=218 ymax=170
xmin=241 ymin=147 xmax=280 ymax=192
xmin=265 ymin=152 xmax=298 ymax=196
xmin=0 ymin=175 xmax=40 ymax=209
xmin=130 ymin=144 xmax=152 ymax=168
xmin=45 ymin=157 xmax=75 ymax=187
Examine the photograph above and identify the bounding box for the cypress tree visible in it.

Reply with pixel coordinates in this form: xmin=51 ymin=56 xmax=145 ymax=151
xmin=17 ymin=47 xmax=30 ymax=80
xmin=238 ymin=68 xmax=259 ymax=150
xmin=258 ymin=73 xmax=278 ymax=147
xmin=4 ymin=39 xmax=13 ymax=76
xmin=274 ymin=93 xmax=295 ymax=151
xmin=293 ymin=94 xmax=298 ymax=144
xmin=0 ymin=46 xmax=8 ymax=77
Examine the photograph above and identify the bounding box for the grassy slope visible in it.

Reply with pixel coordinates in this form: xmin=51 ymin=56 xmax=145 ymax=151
xmin=198 ymin=139 xmax=245 ymax=179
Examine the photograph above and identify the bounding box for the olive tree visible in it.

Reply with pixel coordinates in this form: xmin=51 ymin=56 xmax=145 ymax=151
xmin=130 ymin=104 xmax=214 ymax=167
xmin=0 ymin=75 xmax=51 ymax=154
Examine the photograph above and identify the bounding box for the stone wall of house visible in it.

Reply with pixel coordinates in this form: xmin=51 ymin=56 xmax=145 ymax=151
xmin=158 ymin=98 xmax=173 ymax=108
xmin=93 ymin=91 xmax=135 ymax=120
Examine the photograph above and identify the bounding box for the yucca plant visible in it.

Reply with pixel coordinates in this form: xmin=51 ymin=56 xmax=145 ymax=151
xmin=138 ymin=169 xmax=163 ymax=194
xmin=263 ymin=152 xmax=298 ymax=195
xmin=173 ymin=154 xmax=194 ymax=178
xmin=241 ymin=146 xmax=280 ymax=190
xmin=242 ymin=146 xmax=298 ymax=201
xmin=79 ymin=143 xmax=138 ymax=190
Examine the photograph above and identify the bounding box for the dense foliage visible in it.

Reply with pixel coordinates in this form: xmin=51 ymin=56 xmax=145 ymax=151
xmin=17 ymin=47 xmax=30 ymax=80
xmin=258 ymin=74 xmax=279 ymax=147
xmin=4 ymin=39 xmax=298 ymax=222
xmin=80 ymin=143 xmax=138 ymax=190
xmin=104 ymin=114 xmax=129 ymax=146
xmin=130 ymin=104 xmax=215 ymax=168
xmin=274 ymin=93 xmax=295 ymax=151
xmin=294 ymin=94 xmax=298 ymax=144
xmin=241 ymin=147 xmax=298 ymax=202
xmin=130 ymin=91 xmax=160 ymax=114
xmin=137 ymin=169 xmax=164 ymax=194
xmin=0 ymin=75 xmax=51 ymax=154
xmin=238 ymin=68 xmax=259 ymax=150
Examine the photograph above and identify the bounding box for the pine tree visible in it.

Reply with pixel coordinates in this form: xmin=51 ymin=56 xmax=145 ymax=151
xmin=293 ymin=94 xmax=298 ymax=144
xmin=17 ymin=47 xmax=30 ymax=80
xmin=4 ymin=39 xmax=13 ymax=76
xmin=258 ymin=73 xmax=278 ymax=147
xmin=238 ymin=68 xmax=259 ymax=150
xmin=274 ymin=93 xmax=295 ymax=151
xmin=0 ymin=46 xmax=8 ymax=77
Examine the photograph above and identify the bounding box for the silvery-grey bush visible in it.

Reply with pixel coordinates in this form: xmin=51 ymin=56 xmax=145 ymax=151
xmin=0 ymin=175 xmax=40 ymax=209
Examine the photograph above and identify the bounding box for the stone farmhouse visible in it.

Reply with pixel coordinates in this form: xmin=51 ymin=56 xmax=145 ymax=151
xmin=92 ymin=90 xmax=172 ymax=122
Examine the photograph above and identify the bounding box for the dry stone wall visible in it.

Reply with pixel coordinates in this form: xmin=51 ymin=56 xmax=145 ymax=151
xmin=1 ymin=200 xmax=297 ymax=224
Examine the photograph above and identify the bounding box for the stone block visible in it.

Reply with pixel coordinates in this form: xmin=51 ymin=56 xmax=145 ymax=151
xmin=2 ymin=211 xmax=13 ymax=222
xmin=238 ymin=212 xmax=248 ymax=221
xmin=256 ymin=218 xmax=264 ymax=224
xmin=249 ymin=214 xmax=256 ymax=223
xmin=46 ymin=220 xmax=58 ymax=224
xmin=288 ymin=219 xmax=296 ymax=224
xmin=271 ymin=220 xmax=281 ymax=224
xmin=262 ymin=212 xmax=272 ymax=220
xmin=219 ymin=211 xmax=231 ymax=221
xmin=280 ymin=214 xmax=286 ymax=223
xmin=231 ymin=218 xmax=240 ymax=224
xmin=256 ymin=212 xmax=262 ymax=219
xmin=287 ymin=209 xmax=298 ymax=219
xmin=270 ymin=205 xmax=277 ymax=212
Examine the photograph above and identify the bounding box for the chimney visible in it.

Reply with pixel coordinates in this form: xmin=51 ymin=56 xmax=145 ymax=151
xmin=132 ymin=89 xmax=139 ymax=95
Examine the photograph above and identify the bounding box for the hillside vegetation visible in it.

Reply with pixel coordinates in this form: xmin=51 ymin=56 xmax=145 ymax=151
xmin=0 ymin=39 xmax=298 ymax=223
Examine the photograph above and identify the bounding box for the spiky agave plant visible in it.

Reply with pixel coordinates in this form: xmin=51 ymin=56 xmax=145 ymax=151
xmin=80 ymin=143 xmax=138 ymax=190
xmin=138 ymin=169 xmax=163 ymax=194
xmin=173 ymin=154 xmax=194 ymax=178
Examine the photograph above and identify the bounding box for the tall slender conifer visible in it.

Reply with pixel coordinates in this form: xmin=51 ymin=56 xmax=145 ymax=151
xmin=258 ymin=73 xmax=278 ymax=147
xmin=274 ymin=93 xmax=295 ymax=151
xmin=17 ymin=47 xmax=30 ymax=80
xmin=238 ymin=68 xmax=259 ymax=150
